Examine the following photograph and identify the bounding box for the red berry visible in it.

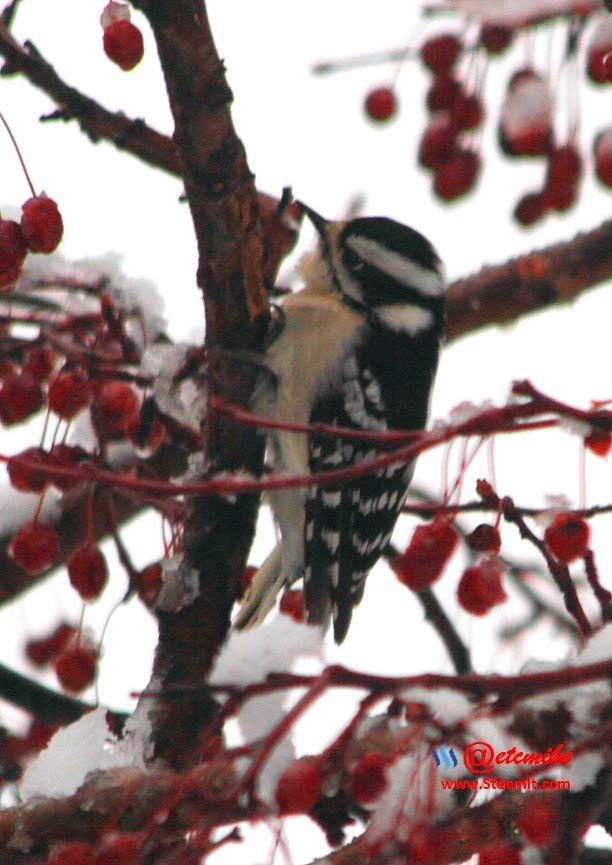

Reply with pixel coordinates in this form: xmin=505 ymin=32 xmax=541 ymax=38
xmin=586 ymin=20 xmax=612 ymax=85
xmin=516 ymin=797 xmax=557 ymax=845
xmin=420 ymin=34 xmax=461 ymax=74
xmin=0 ymin=219 xmax=27 ymax=288
xmin=466 ymin=524 xmax=501 ymax=554
xmin=451 ymin=91 xmax=483 ymax=131
xmin=593 ymin=128 xmax=612 ymax=188
xmin=48 ymin=370 xmax=92 ymax=419
xmin=67 ymin=545 xmax=108 ymax=601
xmin=349 ymin=752 xmax=387 ymax=802
xmin=7 ymin=447 xmax=48 ymax=492
xmin=478 ymin=844 xmax=521 ymax=865
xmin=457 ymin=559 xmax=507 ymax=616
xmin=433 ymin=148 xmax=480 ymax=201
xmin=20 ymin=196 xmax=63 ymax=254
xmin=96 ymin=832 xmax=142 ymax=865
xmin=103 ymin=20 xmax=144 ymax=71
xmin=47 ymin=443 xmax=87 ymax=492
xmin=418 ymin=113 xmax=456 ymax=169
xmin=0 ymin=371 xmax=43 ymax=425
xmin=364 ymin=87 xmax=397 ymax=122
xmin=426 ymin=75 xmax=462 ymax=112
xmin=544 ymin=513 xmax=590 ymax=564
xmin=94 ymin=380 xmax=140 ymax=436
xmin=500 ymin=74 xmax=552 ymax=157
xmin=480 ymin=25 xmax=513 ymax=54
xmin=500 ymin=124 xmax=552 ymax=157
xmin=279 ymin=588 xmax=305 ymax=622
xmin=23 ymin=346 xmax=55 ymax=381
xmin=513 ymin=191 xmax=548 ymax=227
xmin=132 ymin=562 xmax=162 ymax=607
xmin=393 ymin=520 xmax=458 ymax=591
xmin=9 ymin=521 xmax=60 ymax=575
xmin=542 ymin=144 xmax=583 ymax=212
xmin=25 ymin=622 xmax=77 ymax=667
xmin=405 ymin=824 xmax=440 ymax=862
xmin=54 ymin=646 xmax=97 ymax=693
xmin=22 ymin=718 xmax=57 ymax=752
xmin=584 ymin=429 xmax=612 ymax=457
xmin=275 ymin=759 xmax=323 ymax=814
xmin=48 ymin=841 xmax=94 ymax=865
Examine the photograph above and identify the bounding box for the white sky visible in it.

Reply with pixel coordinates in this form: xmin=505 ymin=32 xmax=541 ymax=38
xmin=0 ymin=2 xmax=610 ymax=859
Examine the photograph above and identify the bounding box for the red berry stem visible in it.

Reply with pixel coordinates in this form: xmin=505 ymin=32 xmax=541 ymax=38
xmin=0 ymin=109 xmax=36 ymax=197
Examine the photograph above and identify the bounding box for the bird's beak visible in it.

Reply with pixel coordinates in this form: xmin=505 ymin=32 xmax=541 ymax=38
xmin=296 ymin=201 xmax=330 ymax=237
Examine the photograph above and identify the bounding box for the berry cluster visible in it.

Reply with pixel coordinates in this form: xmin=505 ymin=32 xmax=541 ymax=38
xmin=101 ymin=2 xmax=144 ymax=71
xmin=362 ymin=10 xmax=611 ymax=220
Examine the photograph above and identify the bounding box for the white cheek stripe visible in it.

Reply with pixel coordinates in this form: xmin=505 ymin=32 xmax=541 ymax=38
xmin=346 ymin=235 xmax=445 ymax=297
xmin=376 ymin=304 xmax=433 ymax=335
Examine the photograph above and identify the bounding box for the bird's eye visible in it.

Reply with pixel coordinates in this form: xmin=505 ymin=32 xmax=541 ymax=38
xmin=344 ymin=248 xmax=364 ymax=272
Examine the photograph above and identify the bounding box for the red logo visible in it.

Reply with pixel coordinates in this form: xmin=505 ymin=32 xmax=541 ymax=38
xmin=463 ymin=741 xmax=573 ymax=774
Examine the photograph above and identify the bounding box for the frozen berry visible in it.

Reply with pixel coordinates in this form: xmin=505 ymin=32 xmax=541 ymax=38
xmin=478 ymin=845 xmax=521 ymax=865
xmin=0 ymin=219 xmax=27 ymax=288
xmin=20 ymin=195 xmax=63 ymax=254
xmin=457 ymin=559 xmax=507 ymax=615
xmin=420 ymin=34 xmax=461 ymax=74
xmin=9 ymin=521 xmax=60 ymax=575
xmin=25 ymin=622 xmax=77 ymax=667
xmin=480 ymin=25 xmax=513 ymax=54
xmin=133 ymin=562 xmax=162 ymax=607
xmin=364 ymin=87 xmax=397 ymax=122
xmin=94 ymin=380 xmax=140 ymax=436
xmin=516 ymin=797 xmax=557 ymax=845
xmin=393 ymin=520 xmax=458 ymax=590
xmin=500 ymin=74 xmax=552 ymax=157
xmin=593 ymin=128 xmax=612 ymax=188
xmin=279 ymin=588 xmax=305 ymax=622
xmin=48 ymin=841 xmax=94 ymax=865
xmin=7 ymin=447 xmax=48 ymax=492
xmin=544 ymin=513 xmax=590 ymax=564
xmin=103 ymin=19 xmax=144 ymax=71
xmin=586 ymin=19 xmax=612 ymax=84
xmin=433 ymin=148 xmax=480 ymax=201
xmin=275 ymin=759 xmax=323 ymax=813
xmin=0 ymin=371 xmax=43 ymax=424
xmin=584 ymin=429 xmax=612 ymax=457
xmin=349 ymin=752 xmax=387 ymax=802
xmin=426 ymin=75 xmax=462 ymax=112
xmin=67 ymin=545 xmax=108 ymax=601
xmin=54 ymin=646 xmax=97 ymax=693
xmin=418 ymin=113 xmax=456 ymax=169
xmin=48 ymin=370 xmax=93 ymax=419
xmin=466 ymin=524 xmax=501 ymax=554
xmin=514 ymin=191 xmax=548 ymax=227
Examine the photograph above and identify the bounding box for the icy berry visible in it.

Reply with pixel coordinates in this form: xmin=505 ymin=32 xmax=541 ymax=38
xmin=349 ymin=752 xmax=387 ymax=802
xmin=94 ymin=380 xmax=140 ymax=436
xmin=7 ymin=447 xmax=48 ymax=492
xmin=364 ymin=87 xmax=397 ymax=122
xmin=480 ymin=25 xmax=513 ymax=54
xmin=516 ymin=797 xmax=557 ymax=845
xmin=20 ymin=195 xmax=63 ymax=254
xmin=275 ymin=758 xmax=323 ymax=814
xmin=466 ymin=524 xmax=501 ymax=554
xmin=48 ymin=370 xmax=93 ymax=419
xmin=586 ymin=19 xmax=612 ymax=85
xmin=23 ymin=346 xmax=55 ymax=381
xmin=279 ymin=588 xmax=305 ymax=622
xmin=25 ymin=622 xmax=77 ymax=667
xmin=96 ymin=832 xmax=142 ymax=865
xmin=433 ymin=148 xmax=480 ymax=201
xmin=513 ymin=191 xmax=548 ymax=227
xmin=0 ymin=219 xmax=27 ymax=288
xmin=584 ymin=428 xmax=612 ymax=457
xmin=393 ymin=520 xmax=458 ymax=590
xmin=426 ymin=75 xmax=462 ymax=112
xmin=103 ymin=19 xmax=144 ymax=71
xmin=478 ymin=845 xmax=521 ymax=865
xmin=544 ymin=513 xmax=590 ymax=564
xmin=9 ymin=521 xmax=60 ymax=575
xmin=0 ymin=371 xmax=43 ymax=424
xmin=500 ymin=74 xmax=552 ymax=157
xmin=48 ymin=841 xmax=94 ymax=865
xmin=593 ymin=128 xmax=612 ymax=188
xmin=67 ymin=545 xmax=108 ymax=601
xmin=418 ymin=113 xmax=456 ymax=169
xmin=420 ymin=34 xmax=461 ymax=74
xmin=55 ymin=645 xmax=97 ymax=693
xmin=133 ymin=562 xmax=162 ymax=607
xmin=457 ymin=559 xmax=507 ymax=616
